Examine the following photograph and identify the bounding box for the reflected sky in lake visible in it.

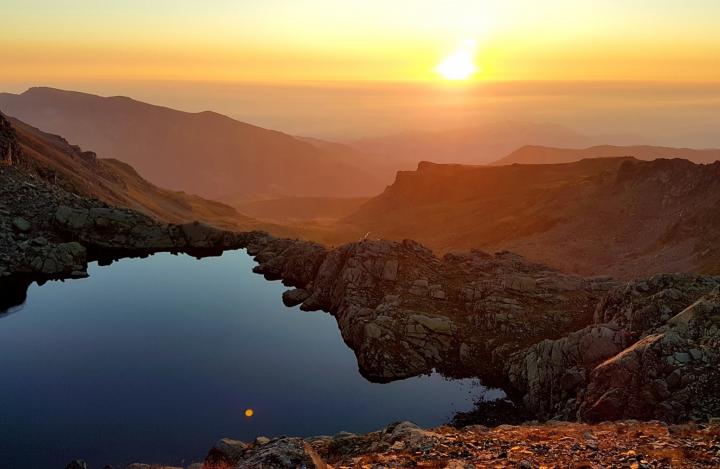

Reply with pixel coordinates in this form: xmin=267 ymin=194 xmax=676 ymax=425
xmin=0 ymin=250 xmax=487 ymax=468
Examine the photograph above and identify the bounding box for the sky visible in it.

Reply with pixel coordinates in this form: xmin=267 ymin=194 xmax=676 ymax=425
xmin=1 ymin=1 xmax=719 ymax=143
xmin=2 ymin=0 xmax=720 ymax=83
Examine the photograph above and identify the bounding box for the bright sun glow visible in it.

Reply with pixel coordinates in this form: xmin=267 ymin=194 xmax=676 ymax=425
xmin=436 ymin=40 xmax=478 ymax=80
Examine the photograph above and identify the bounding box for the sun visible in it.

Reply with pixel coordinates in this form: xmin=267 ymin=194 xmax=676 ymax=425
xmin=436 ymin=40 xmax=478 ymax=81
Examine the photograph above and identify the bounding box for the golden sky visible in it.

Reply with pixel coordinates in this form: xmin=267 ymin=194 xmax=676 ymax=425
xmin=3 ymin=0 xmax=720 ymax=82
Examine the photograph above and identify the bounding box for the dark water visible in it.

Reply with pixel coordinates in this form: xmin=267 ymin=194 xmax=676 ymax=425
xmin=0 ymin=250 xmax=489 ymax=468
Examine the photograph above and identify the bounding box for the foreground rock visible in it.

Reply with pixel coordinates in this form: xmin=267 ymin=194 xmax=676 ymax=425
xmin=196 ymin=420 xmax=720 ymax=468
xmin=507 ymin=276 xmax=720 ymax=422
xmin=70 ymin=420 xmax=720 ymax=468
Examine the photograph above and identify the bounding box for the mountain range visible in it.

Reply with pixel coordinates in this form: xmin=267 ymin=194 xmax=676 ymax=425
xmin=5 ymin=87 xmax=720 ymax=279
xmin=496 ymin=144 xmax=720 ymax=165
xmin=349 ymin=121 xmax=607 ymax=167
xmin=0 ymin=87 xmax=385 ymax=201
xmin=336 ymin=158 xmax=720 ymax=278
xmin=5 ymin=112 xmax=290 ymax=235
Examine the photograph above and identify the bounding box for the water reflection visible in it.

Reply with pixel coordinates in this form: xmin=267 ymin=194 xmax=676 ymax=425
xmin=0 ymin=250 xmax=486 ymax=468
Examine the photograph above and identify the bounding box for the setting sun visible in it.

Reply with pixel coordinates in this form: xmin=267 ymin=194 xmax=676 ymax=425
xmin=436 ymin=40 xmax=478 ymax=80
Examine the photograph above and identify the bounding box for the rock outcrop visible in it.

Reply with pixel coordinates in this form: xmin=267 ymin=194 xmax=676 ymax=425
xmin=242 ymin=235 xmax=720 ymax=424
xmin=245 ymin=234 xmax=612 ymax=383
xmin=0 ymin=112 xmax=22 ymax=166
xmin=0 ymin=160 xmax=248 ymax=283
xmin=506 ymin=275 xmax=720 ymax=422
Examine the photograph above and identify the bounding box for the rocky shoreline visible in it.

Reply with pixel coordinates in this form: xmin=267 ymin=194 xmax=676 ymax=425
xmin=243 ymin=233 xmax=720 ymax=424
xmin=64 ymin=420 xmax=720 ymax=468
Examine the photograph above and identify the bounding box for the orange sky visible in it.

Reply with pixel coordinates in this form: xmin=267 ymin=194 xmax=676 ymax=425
xmin=3 ymin=0 xmax=720 ymax=83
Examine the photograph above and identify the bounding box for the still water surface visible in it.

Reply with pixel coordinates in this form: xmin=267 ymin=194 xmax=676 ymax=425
xmin=0 ymin=250 xmax=484 ymax=468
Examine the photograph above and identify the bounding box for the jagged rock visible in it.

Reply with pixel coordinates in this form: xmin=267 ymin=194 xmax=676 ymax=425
xmin=382 ymin=259 xmax=399 ymax=280
xmin=247 ymin=236 xmax=610 ymax=384
xmin=506 ymin=274 xmax=720 ymax=421
xmin=282 ymin=288 xmax=310 ymax=307
xmin=55 ymin=205 xmax=89 ymax=230
xmin=20 ymin=241 xmax=87 ymax=276
xmin=229 ymin=437 xmax=321 ymax=468
xmin=204 ymin=438 xmax=250 ymax=468
xmin=378 ymin=421 xmax=441 ymax=452
xmin=580 ymin=287 xmax=720 ymax=422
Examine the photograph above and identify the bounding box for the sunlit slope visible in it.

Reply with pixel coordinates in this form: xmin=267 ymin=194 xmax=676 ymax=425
xmin=0 ymin=87 xmax=386 ymax=200
xmin=341 ymin=158 xmax=720 ymax=277
xmin=9 ymin=114 xmax=293 ymax=235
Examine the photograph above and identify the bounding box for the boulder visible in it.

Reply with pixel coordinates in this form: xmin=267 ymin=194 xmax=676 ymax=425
xmin=282 ymin=288 xmax=310 ymax=307
xmin=205 ymin=438 xmax=250 ymax=468
xmin=237 ymin=437 xmax=322 ymax=468
xmin=12 ymin=216 xmax=31 ymax=233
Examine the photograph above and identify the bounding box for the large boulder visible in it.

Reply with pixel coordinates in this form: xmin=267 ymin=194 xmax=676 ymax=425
xmin=579 ymin=287 xmax=720 ymax=422
xmin=22 ymin=241 xmax=87 ymax=276
xmin=506 ymin=275 xmax=720 ymax=421
xmin=228 ymin=438 xmax=327 ymax=469
xmin=204 ymin=438 xmax=250 ymax=468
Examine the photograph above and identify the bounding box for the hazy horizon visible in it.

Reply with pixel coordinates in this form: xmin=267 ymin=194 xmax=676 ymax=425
xmin=2 ymin=79 xmax=719 ymax=146
xmin=3 ymin=1 xmax=720 ymax=145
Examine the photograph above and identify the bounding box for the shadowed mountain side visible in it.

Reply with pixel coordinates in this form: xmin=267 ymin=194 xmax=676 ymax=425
xmin=496 ymin=144 xmax=720 ymax=165
xmin=0 ymin=87 xmax=387 ymax=200
xmin=7 ymin=114 xmax=293 ymax=236
xmin=338 ymin=158 xmax=720 ymax=278
xmin=232 ymin=196 xmax=370 ymax=224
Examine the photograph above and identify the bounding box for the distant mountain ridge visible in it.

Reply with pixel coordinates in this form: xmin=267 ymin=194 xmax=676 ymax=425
xmin=349 ymin=121 xmax=605 ymax=167
xmin=0 ymin=87 xmax=386 ymax=200
xmin=339 ymin=157 xmax=720 ymax=278
xmin=496 ymin=144 xmax=720 ymax=165
xmin=4 ymin=111 xmax=291 ymax=234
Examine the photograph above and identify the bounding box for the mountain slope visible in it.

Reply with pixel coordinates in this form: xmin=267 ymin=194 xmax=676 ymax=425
xmin=5 ymin=112 xmax=291 ymax=234
xmin=340 ymin=158 xmax=720 ymax=277
xmin=0 ymin=87 xmax=386 ymax=199
xmin=496 ymin=144 xmax=720 ymax=165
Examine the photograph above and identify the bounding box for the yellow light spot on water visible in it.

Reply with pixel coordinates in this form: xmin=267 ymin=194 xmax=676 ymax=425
xmin=244 ymin=408 xmax=254 ymax=417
